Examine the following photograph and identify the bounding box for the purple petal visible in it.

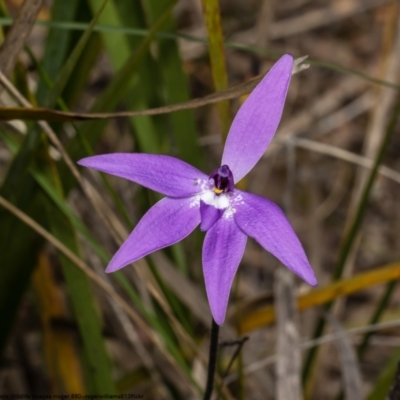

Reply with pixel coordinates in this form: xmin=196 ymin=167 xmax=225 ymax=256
xmin=202 ymin=216 xmax=247 ymax=325
xmin=78 ymin=153 xmax=208 ymax=197
xmin=200 ymin=201 xmax=224 ymax=231
xmin=222 ymin=54 xmax=294 ymax=182
xmin=106 ymin=196 xmax=200 ymax=272
xmin=233 ymin=191 xmax=317 ymax=286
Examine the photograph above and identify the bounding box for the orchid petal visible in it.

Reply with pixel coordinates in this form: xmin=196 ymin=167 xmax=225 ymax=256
xmin=222 ymin=54 xmax=293 ymax=182
xmin=78 ymin=153 xmax=208 ymax=197
xmin=200 ymin=201 xmax=224 ymax=231
xmin=202 ymin=216 xmax=247 ymax=325
xmin=106 ymin=196 xmax=200 ymax=272
xmin=234 ymin=191 xmax=317 ymax=286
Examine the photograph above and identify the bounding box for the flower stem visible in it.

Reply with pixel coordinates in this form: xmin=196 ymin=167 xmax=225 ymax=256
xmin=204 ymin=318 xmax=220 ymax=400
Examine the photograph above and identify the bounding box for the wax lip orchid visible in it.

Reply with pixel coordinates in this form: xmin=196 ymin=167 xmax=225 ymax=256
xmin=78 ymin=54 xmax=317 ymax=326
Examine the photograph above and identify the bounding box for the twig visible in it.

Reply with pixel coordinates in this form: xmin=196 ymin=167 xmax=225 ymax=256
xmin=220 ymin=337 xmax=249 ymax=379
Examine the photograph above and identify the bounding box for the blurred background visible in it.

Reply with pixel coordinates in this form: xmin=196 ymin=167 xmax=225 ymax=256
xmin=0 ymin=0 xmax=400 ymax=399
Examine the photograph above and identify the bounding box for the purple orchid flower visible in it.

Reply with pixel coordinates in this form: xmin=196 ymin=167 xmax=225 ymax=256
xmin=78 ymin=54 xmax=317 ymax=326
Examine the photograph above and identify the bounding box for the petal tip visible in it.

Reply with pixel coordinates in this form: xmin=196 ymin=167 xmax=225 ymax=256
xmin=296 ymin=263 xmax=318 ymax=287
xmin=279 ymin=53 xmax=294 ymax=67
xmin=281 ymin=53 xmax=294 ymax=62
xmin=105 ymin=257 xmax=128 ymax=273
xmin=221 ymin=54 xmax=295 ymax=182
xmin=274 ymin=54 xmax=294 ymax=78
xmin=209 ymin=299 xmax=227 ymax=326
xmin=302 ymin=270 xmax=317 ymax=286
xmin=105 ymin=264 xmax=119 ymax=273
xmin=76 ymin=156 xmax=91 ymax=167
xmin=212 ymin=313 xmax=225 ymax=326
xmin=308 ymin=276 xmax=318 ymax=287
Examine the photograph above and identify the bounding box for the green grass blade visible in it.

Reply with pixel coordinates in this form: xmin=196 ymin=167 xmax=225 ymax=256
xmin=0 ymin=106 xmax=44 ymax=356
xmin=0 ymin=128 xmax=115 ymax=392
xmin=201 ymin=0 xmax=231 ymax=138
xmin=114 ymin=272 xmax=202 ymax=394
xmin=36 ymin=0 xmax=80 ymax=104
xmin=48 ymin=201 xmax=116 ymax=394
xmin=0 ymin=15 xmax=394 ymax=91
xmin=42 ymin=0 xmax=109 ymax=108
xmin=86 ymin=0 xmax=175 ymax=153
xmin=85 ymin=0 xmax=159 ymax=153
xmin=0 ymin=187 xmax=44 ymax=355
xmin=0 ymin=129 xmax=109 ymax=265
xmin=27 ymin=39 xmax=132 ymax=226
xmin=144 ymin=0 xmax=202 ymax=168
xmin=367 ymin=348 xmax=400 ymax=400
xmin=0 ymin=130 xmax=197 ymax=394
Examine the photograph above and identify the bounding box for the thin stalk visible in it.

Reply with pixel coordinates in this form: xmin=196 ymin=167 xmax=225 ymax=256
xmin=204 ymin=319 xmax=220 ymax=400
xmin=221 ymin=337 xmax=249 ymax=380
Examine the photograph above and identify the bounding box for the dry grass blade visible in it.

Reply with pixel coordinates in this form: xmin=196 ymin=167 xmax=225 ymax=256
xmin=270 ymin=0 xmax=389 ymax=39
xmin=134 ymin=262 xmax=235 ymax=400
xmin=0 ymin=76 xmax=260 ymax=121
xmin=339 ymin=5 xmax=400 ymax=299
xmin=237 ymin=262 xmax=400 ymax=333
xmin=0 ymin=72 xmax=204 ymax=395
xmin=267 ymin=76 xmax=367 ymax=157
xmin=313 ymin=91 xmax=375 ymax=138
xmin=273 ymin=140 xmax=303 ymax=400
xmin=0 ymin=195 xmax=146 ymax=336
xmin=285 ymin=138 xmax=400 ymax=185
xmin=0 ymin=0 xmax=44 ymax=77
xmin=89 ymin=261 xmax=169 ymax=399
xmin=325 ymin=312 xmax=364 ymax=400
xmin=274 ymin=268 xmax=303 ymax=400
xmin=0 ymin=56 xmax=308 ymax=122
xmin=226 ymin=318 xmax=400 ymax=386
xmin=33 ymin=252 xmax=85 ymax=393
xmin=2 ymin=0 xmax=400 ymax=397
xmin=0 ymin=62 xmax=228 ymax=396
xmin=0 ymin=70 xmax=129 ymax=244
xmin=254 ymin=0 xmax=273 ymax=49
xmin=150 ymin=253 xmax=213 ymax=328
xmin=305 ymin=319 xmax=400 ymax=350
xmin=0 ymin=194 xmax=201 ymax=398
xmin=0 ymin=71 xmax=220 ymax=390
xmin=357 ymin=5 xmax=400 ymax=174
xmin=232 ymin=0 xmax=388 ymax=45
xmin=135 ymin=266 xmax=203 ymax=356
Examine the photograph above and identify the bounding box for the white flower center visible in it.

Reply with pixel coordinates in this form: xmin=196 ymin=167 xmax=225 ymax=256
xmin=201 ymin=190 xmax=230 ymax=209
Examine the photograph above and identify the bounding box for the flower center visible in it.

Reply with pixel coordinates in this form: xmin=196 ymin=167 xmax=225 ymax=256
xmin=209 ymin=165 xmax=234 ymax=195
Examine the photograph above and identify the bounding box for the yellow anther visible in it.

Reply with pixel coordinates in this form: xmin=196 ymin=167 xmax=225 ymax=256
xmin=213 ymin=188 xmax=223 ymax=194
